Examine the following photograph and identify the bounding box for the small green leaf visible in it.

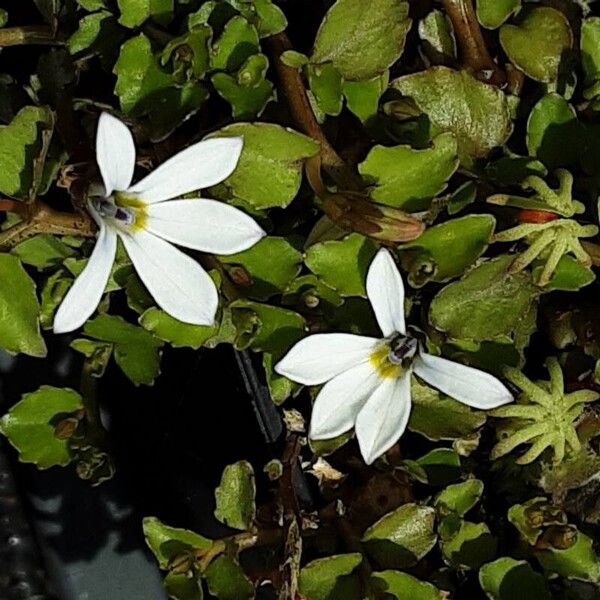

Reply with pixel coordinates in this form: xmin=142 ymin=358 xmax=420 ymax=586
xmin=40 ymin=269 xmax=71 ymax=330
xmin=435 ymin=479 xmax=484 ymax=517
xmin=0 ymin=105 xmax=54 ymax=198
xmin=308 ymin=62 xmax=344 ymax=116
xmin=210 ymin=15 xmax=259 ymax=71
xmin=218 ymin=237 xmax=302 ymax=300
xmin=441 ymin=520 xmax=497 ymax=570
xmin=581 ymin=17 xmax=600 ymax=88
xmin=139 ymin=308 xmax=217 ymax=349
xmin=68 ymin=10 xmax=125 ymax=61
xmin=418 ymin=9 xmax=456 ymax=62
xmin=280 ymin=50 xmax=308 ymax=68
xmin=70 ymin=338 xmax=112 ymax=378
xmin=164 ymin=572 xmax=203 ymax=600
xmin=305 ymin=233 xmax=377 ymax=297
xmin=12 ymin=234 xmax=75 ymax=269
xmin=362 ymin=504 xmax=437 ymax=569
xmin=533 ymin=255 xmax=595 ymax=291
xmin=250 ymin=0 xmax=287 ymax=38
xmin=214 ymin=460 xmax=256 ymax=530
xmin=359 ymin=133 xmax=458 ymax=210
xmin=479 ymin=557 xmax=550 ymax=600
xmin=298 ymin=553 xmax=362 ymax=600
xmin=500 ymin=7 xmax=572 ymax=83
xmin=392 ymin=67 xmax=512 ymax=162
xmin=398 ymin=214 xmax=495 ymax=287
xmin=117 ymin=0 xmax=173 ymax=29
xmin=429 ymin=255 xmax=539 ymax=342
xmin=342 ymin=72 xmax=389 ymax=123
xmin=0 ymin=386 xmax=82 ymax=469
xmin=526 ymin=94 xmax=580 ymax=170
xmin=476 ymin=0 xmax=521 ymax=29
xmin=415 ymin=448 xmax=462 ymax=486
xmin=312 ymin=0 xmax=411 ymax=81
xmin=204 ymin=555 xmax=253 ymax=600
xmin=207 ymin=122 xmax=319 ymax=209
xmin=83 ymin=314 xmax=163 ymax=386
xmin=143 ymin=516 xmax=212 ymax=570
xmin=370 ymin=570 xmax=442 ymax=600
xmin=409 ymin=377 xmax=486 ymax=441
xmin=0 ymin=254 xmax=46 ymax=357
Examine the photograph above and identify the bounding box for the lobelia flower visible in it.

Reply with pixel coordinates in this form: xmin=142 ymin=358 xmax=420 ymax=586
xmin=53 ymin=113 xmax=265 ymax=334
xmin=275 ymin=249 xmax=514 ymax=465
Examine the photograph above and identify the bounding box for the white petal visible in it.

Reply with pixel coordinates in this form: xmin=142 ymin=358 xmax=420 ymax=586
xmin=119 ymin=230 xmax=218 ymax=325
xmin=145 ymin=198 xmax=265 ymax=254
xmin=274 ymin=333 xmax=378 ymax=386
xmin=96 ymin=112 xmax=136 ymax=196
xmin=413 ymin=352 xmax=513 ymax=409
xmin=367 ymin=248 xmax=406 ymax=337
xmin=310 ymin=362 xmax=381 ymax=440
xmin=53 ymin=225 xmax=117 ymax=334
xmin=355 ymin=374 xmax=412 ymax=465
xmin=128 ymin=137 xmax=243 ymax=203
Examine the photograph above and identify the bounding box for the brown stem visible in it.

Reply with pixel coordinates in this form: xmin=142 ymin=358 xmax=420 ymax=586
xmin=442 ymin=0 xmax=506 ymax=87
xmin=0 ymin=25 xmax=62 ymax=47
xmin=581 ymin=241 xmax=600 ymax=267
xmin=265 ymin=33 xmax=364 ymax=191
xmin=0 ymin=198 xmax=28 ymax=216
xmin=0 ymin=201 xmax=96 ymax=250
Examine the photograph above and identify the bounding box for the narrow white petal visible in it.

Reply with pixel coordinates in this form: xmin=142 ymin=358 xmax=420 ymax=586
xmin=310 ymin=362 xmax=381 ymax=440
xmin=145 ymin=198 xmax=265 ymax=254
xmin=96 ymin=112 xmax=136 ymax=196
xmin=119 ymin=230 xmax=218 ymax=325
xmin=355 ymin=374 xmax=412 ymax=465
xmin=128 ymin=137 xmax=243 ymax=203
xmin=53 ymin=225 xmax=117 ymax=334
xmin=413 ymin=352 xmax=513 ymax=409
xmin=274 ymin=333 xmax=379 ymax=386
xmin=367 ymin=248 xmax=406 ymax=337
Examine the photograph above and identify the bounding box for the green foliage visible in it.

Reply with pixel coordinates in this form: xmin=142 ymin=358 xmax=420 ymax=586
xmin=214 ymin=460 xmax=256 ymax=530
xmin=298 ymin=553 xmax=362 ymax=600
xmin=476 ymin=0 xmax=521 ymax=30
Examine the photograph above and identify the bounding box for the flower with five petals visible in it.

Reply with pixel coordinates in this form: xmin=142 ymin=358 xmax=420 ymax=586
xmin=275 ymin=249 xmax=514 ymax=464
xmin=54 ymin=113 xmax=265 ymax=333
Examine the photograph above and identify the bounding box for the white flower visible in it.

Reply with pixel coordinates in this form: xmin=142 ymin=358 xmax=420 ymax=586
xmin=275 ymin=248 xmax=513 ymax=465
xmin=54 ymin=113 xmax=265 ymax=333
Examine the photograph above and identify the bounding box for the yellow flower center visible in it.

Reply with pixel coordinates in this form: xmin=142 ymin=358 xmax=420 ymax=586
xmin=92 ymin=193 xmax=148 ymax=232
xmin=369 ymin=335 xmax=418 ymax=379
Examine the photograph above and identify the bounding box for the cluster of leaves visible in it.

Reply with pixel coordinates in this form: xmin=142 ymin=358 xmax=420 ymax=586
xmin=2 ymin=0 xmax=600 ymax=598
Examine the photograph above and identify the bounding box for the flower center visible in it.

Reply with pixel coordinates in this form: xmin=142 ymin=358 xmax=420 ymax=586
xmin=91 ymin=192 xmax=147 ymax=232
xmin=369 ymin=333 xmax=418 ymax=379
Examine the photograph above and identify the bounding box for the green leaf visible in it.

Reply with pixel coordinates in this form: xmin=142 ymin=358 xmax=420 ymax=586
xmin=0 ymin=254 xmax=46 ymax=357
xmin=307 ymin=62 xmax=344 ymax=116
xmin=161 ymin=25 xmax=211 ymax=82
xmin=0 ymin=386 xmax=82 ymax=469
xmin=83 ymin=314 xmax=163 ymax=386
xmin=500 ymin=7 xmax=572 ymax=83
xmin=218 ymin=237 xmax=302 ymax=300
xmin=207 ymin=122 xmax=319 ymax=209
xmin=476 ymin=0 xmax=520 ymax=29
xmin=298 ymin=553 xmax=362 ymax=600
xmin=533 ymin=255 xmax=595 ymax=291
xmin=12 ymin=234 xmax=75 ymax=269
xmin=441 ymin=520 xmax=497 ymax=570
xmin=211 ymin=53 xmax=274 ymax=119
xmin=143 ymin=516 xmax=212 ymax=570
xmin=362 ymin=504 xmax=437 ymax=569
xmin=370 ymin=570 xmax=442 ymax=600
xmin=305 ymin=233 xmax=378 ymax=297
xmin=114 ymin=34 xmax=207 ymax=141
xmin=117 ymin=0 xmax=173 ymax=29
xmin=280 ymin=50 xmax=309 ymax=68
xmin=68 ymin=10 xmax=125 ymax=62
xmin=210 ymin=15 xmax=259 ymax=71
xmin=418 ymin=9 xmax=457 ymax=64
xmin=398 ymin=214 xmax=495 ymax=287
xmin=536 ymin=531 xmax=600 ymax=583
xmin=409 ymin=377 xmax=486 ymax=441
xmin=448 ymin=181 xmax=477 ymax=215
xmin=429 ymin=255 xmax=539 ymax=342
xmin=485 ymin=155 xmax=547 ymax=186
xmin=214 ymin=460 xmax=256 ymax=530
xmin=0 ymin=105 xmax=53 ymax=198
xmin=359 ymin=133 xmax=458 ymax=210
xmin=342 ymin=72 xmax=389 ymax=123
xmin=312 ymin=0 xmax=411 ymax=81
xmin=415 ymin=448 xmax=462 ymax=486
xmin=581 ymin=17 xmax=600 ymax=88
xmin=139 ymin=308 xmax=217 ymax=349
xmin=391 ymin=67 xmax=512 ymax=162
xmin=435 ymin=479 xmax=484 ymax=517
xmin=164 ymin=572 xmax=203 ymax=600
xmin=526 ymin=93 xmax=580 ymax=170
xmin=230 ymin=300 xmax=305 ymax=355
xmin=204 ymin=555 xmax=253 ymax=600
xmin=70 ymin=338 xmax=112 ymax=378
xmin=40 ymin=269 xmax=71 ymax=330
xmin=479 ymin=557 xmax=550 ymax=600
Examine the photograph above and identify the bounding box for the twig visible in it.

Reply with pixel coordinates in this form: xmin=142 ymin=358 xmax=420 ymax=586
xmin=442 ymin=0 xmax=506 ymax=87
xmin=0 ymin=25 xmax=62 ymax=47
xmin=0 ymin=201 xmax=96 ymax=250
xmin=265 ymin=33 xmax=364 ymax=191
